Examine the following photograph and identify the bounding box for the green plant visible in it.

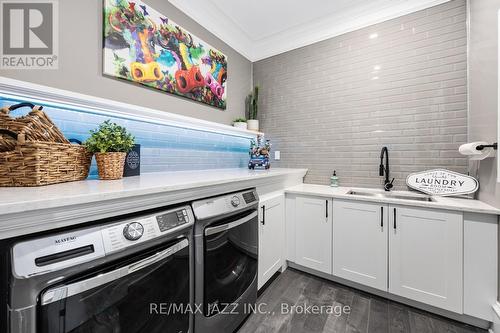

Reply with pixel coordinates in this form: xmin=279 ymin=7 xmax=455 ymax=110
xmin=245 ymin=86 xmax=259 ymax=120
xmin=84 ymin=120 xmax=135 ymax=153
xmin=233 ymin=117 xmax=247 ymax=123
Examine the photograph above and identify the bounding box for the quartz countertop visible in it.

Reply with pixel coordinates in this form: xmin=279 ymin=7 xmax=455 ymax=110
xmin=0 ymin=168 xmax=307 ymax=216
xmin=0 ymin=168 xmax=307 ymax=240
xmin=285 ymin=184 xmax=500 ymax=215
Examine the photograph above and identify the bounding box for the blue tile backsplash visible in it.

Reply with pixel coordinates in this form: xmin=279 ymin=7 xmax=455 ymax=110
xmin=0 ymin=98 xmax=252 ymax=176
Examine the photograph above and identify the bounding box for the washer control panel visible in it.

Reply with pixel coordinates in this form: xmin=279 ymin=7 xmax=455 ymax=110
xmin=156 ymin=209 xmax=189 ymax=232
xmin=12 ymin=205 xmax=194 ymax=278
xmin=100 ymin=205 xmax=193 ymax=254
xmin=192 ymin=189 xmax=259 ymax=220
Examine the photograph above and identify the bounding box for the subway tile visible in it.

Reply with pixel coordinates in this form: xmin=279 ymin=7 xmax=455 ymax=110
xmin=254 ymin=0 xmax=467 ymax=190
xmin=0 ymin=98 xmax=251 ymax=174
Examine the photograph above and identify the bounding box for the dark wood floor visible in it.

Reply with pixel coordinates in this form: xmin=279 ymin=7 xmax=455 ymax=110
xmin=238 ymin=269 xmax=487 ymax=333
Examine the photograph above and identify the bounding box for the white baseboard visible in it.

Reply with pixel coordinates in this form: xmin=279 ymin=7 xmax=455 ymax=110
xmin=490 ymin=302 xmax=500 ymax=333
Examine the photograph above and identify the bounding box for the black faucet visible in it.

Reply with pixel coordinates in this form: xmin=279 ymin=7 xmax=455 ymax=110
xmin=379 ymin=146 xmax=394 ymax=191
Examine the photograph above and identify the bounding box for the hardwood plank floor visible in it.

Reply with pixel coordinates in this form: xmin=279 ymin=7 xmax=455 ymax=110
xmin=238 ymin=269 xmax=486 ymax=333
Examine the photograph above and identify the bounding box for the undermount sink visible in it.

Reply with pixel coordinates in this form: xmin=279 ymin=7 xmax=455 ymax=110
xmin=346 ymin=190 xmax=435 ymax=202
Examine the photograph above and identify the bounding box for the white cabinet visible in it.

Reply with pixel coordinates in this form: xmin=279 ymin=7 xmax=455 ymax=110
xmin=389 ymin=205 xmax=463 ymax=313
xmin=258 ymin=193 xmax=285 ymax=289
xmin=286 ymin=191 xmax=497 ymax=319
xmin=332 ymin=200 xmax=388 ymax=291
xmin=463 ymin=213 xmax=498 ymax=321
xmin=295 ymin=195 xmax=332 ymax=274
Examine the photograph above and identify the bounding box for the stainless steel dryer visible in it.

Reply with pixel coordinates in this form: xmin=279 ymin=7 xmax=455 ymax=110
xmin=7 ymin=204 xmax=195 ymax=333
xmin=192 ymin=189 xmax=259 ymax=333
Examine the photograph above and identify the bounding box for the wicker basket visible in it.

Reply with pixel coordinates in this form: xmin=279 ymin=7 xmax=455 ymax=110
xmin=0 ymin=102 xmax=69 ymax=144
xmin=0 ymin=130 xmax=92 ymax=186
xmin=0 ymin=102 xmax=93 ymax=187
xmin=95 ymin=152 xmax=126 ymax=180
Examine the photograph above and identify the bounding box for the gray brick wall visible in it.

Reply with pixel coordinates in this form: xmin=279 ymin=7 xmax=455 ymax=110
xmin=254 ymin=0 xmax=468 ymax=190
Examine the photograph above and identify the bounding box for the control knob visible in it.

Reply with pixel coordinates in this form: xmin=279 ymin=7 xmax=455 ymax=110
xmin=123 ymin=222 xmax=144 ymax=241
xmin=230 ymin=196 xmax=241 ymax=207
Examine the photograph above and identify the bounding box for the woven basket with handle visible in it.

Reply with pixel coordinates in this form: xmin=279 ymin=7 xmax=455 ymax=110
xmin=0 ymin=103 xmax=92 ymax=187
xmin=0 ymin=102 xmax=68 ymax=145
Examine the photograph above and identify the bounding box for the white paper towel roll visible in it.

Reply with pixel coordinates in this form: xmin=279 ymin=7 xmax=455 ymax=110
xmin=459 ymin=141 xmax=495 ymax=160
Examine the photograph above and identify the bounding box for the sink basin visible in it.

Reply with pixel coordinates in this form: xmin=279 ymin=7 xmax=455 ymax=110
xmin=347 ymin=190 xmax=435 ymax=202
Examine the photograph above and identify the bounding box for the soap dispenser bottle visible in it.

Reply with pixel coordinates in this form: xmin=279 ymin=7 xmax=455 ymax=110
xmin=330 ymin=170 xmax=339 ymax=187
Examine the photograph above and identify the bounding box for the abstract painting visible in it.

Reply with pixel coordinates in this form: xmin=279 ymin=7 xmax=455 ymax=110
xmin=103 ymin=0 xmax=228 ymax=109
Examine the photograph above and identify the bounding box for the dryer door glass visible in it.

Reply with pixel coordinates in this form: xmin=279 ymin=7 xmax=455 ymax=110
xmin=203 ymin=209 xmax=258 ymax=317
xmin=38 ymin=238 xmax=190 ymax=333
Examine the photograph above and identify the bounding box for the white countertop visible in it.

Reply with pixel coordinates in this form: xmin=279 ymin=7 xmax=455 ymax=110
xmin=1 ymin=168 xmax=497 ymax=240
xmin=0 ymin=168 xmax=307 ymax=240
xmin=0 ymin=168 xmax=307 ymax=216
xmin=285 ymin=184 xmax=500 ymax=215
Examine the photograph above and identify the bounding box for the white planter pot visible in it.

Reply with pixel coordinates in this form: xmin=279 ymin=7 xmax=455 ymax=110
xmin=247 ymin=119 xmax=259 ymax=131
xmin=233 ymin=122 xmax=248 ymax=130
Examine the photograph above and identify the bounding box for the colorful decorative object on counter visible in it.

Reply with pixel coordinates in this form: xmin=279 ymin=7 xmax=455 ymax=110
xmin=406 ymin=169 xmax=479 ymax=196
xmin=103 ymin=0 xmax=228 ymax=109
xmin=245 ymin=86 xmax=259 ymax=131
xmin=0 ymin=103 xmax=92 ymax=187
xmin=84 ymin=120 xmax=135 ymax=180
xmin=248 ymin=135 xmax=271 ymax=170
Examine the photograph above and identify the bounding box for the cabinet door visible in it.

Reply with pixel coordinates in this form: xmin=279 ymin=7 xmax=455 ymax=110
xmin=463 ymin=213 xmax=497 ymax=321
xmin=333 ymin=200 xmax=388 ymax=291
xmin=258 ymin=194 xmax=285 ymax=289
xmin=295 ymin=196 xmax=332 ymax=274
xmin=389 ymin=205 xmax=463 ymax=313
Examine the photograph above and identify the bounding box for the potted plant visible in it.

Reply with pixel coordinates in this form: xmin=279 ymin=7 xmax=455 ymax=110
xmin=84 ymin=120 xmax=135 ymax=180
xmin=246 ymin=86 xmax=259 ymax=131
xmin=233 ymin=117 xmax=248 ymax=129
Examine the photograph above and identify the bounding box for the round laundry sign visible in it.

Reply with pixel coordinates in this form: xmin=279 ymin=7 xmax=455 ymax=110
xmin=406 ymin=169 xmax=479 ymax=196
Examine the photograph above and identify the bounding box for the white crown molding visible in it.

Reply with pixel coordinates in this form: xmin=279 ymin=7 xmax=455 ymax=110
xmin=169 ymin=0 xmax=451 ymax=62
xmin=168 ymin=0 xmax=254 ymax=60
xmin=0 ymin=76 xmax=262 ymax=138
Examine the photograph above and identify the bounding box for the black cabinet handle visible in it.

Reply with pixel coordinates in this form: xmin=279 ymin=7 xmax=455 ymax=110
xmin=325 ymin=200 xmax=328 ymax=219
xmin=393 ymin=208 xmax=397 ymax=229
xmin=380 ymin=207 xmax=384 ymax=227
xmin=261 ymin=205 xmax=266 ymax=225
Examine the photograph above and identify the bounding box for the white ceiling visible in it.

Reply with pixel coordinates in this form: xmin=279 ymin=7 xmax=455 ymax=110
xmin=168 ymin=0 xmax=451 ymax=61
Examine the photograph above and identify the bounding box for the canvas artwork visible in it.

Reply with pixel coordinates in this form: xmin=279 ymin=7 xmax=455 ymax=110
xmin=103 ymin=0 xmax=228 ymax=109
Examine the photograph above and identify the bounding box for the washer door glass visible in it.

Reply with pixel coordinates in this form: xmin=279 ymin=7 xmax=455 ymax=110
xmin=38 ymin=238 xmax=190 ymax=333
xmin=203 ymin=210 xmax=258 ymax=316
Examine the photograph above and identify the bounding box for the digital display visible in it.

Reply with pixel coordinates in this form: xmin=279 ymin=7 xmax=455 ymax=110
xmin=242 ymin=192 xmax=256 ymax=204
xmin=156 ymin=210 xmax=188 ymax=232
